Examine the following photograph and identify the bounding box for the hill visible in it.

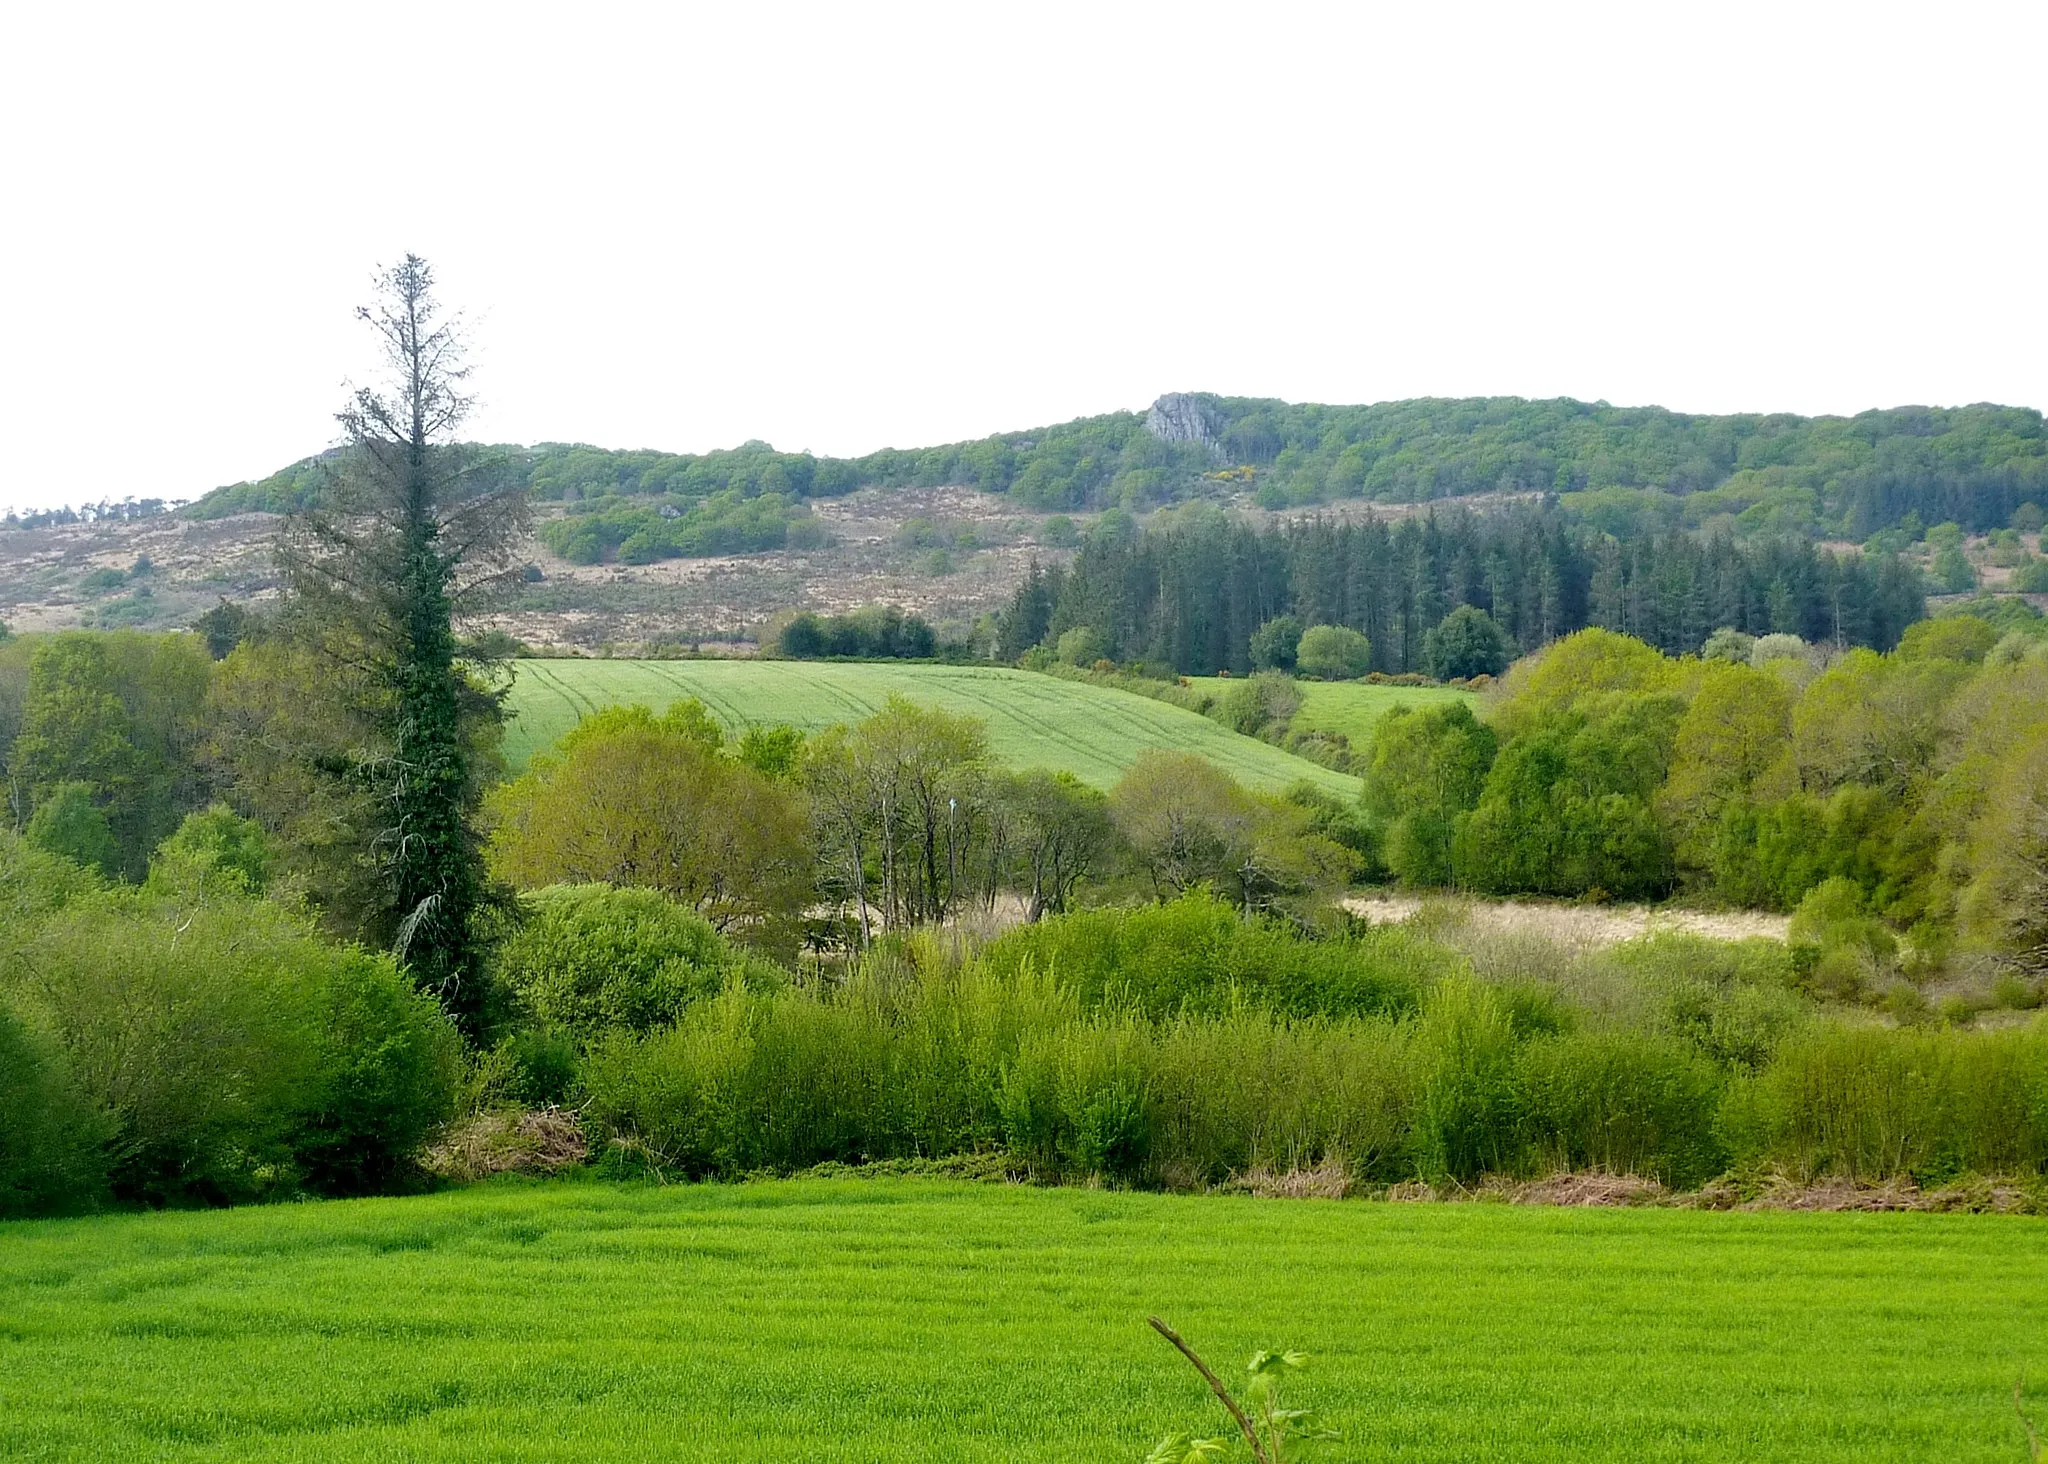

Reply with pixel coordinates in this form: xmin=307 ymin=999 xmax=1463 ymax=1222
xmin=5 ymin=1178 xmax=2040 ymax=1460
xmin=501 ymin=659 xmax=1367 ymax=795
xmin=181 ymin=394 xmax=2048 ymax=541
xmin=5 ymin=392 xmax=2043 ymax=650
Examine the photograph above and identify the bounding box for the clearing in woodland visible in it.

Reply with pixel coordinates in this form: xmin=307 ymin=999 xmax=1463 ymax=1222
xmin=2 ymin=1178 xmax=2043 ymax=1462
xmin=502 ymin=660 xmax=1361 ymax=794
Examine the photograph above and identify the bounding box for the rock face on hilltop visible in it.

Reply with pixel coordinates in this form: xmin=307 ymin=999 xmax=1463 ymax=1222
xmin=1144 ymin=393 xmax=1224 ymax=457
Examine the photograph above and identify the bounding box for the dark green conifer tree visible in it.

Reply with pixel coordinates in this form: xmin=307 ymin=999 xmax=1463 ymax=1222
xmin=276 ymin=257 xmax=529 ymax=1037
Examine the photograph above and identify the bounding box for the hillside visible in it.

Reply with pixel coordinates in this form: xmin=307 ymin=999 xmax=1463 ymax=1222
xmin=4 ymin=391 xmax=2043 ymax=651
xmin=501 ymin=659 xmax=1370 ymax=795
xmin=179 ymin=393 xmax=2048 ymax=537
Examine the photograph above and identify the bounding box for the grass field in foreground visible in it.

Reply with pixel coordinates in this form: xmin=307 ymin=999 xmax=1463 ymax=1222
xmin=1187 ymin=677 xmax=1475 ymax=751
xmin=502 ymin=660 xmax=1358 ymax=795
xmin=3 ymin=1179 xmax=2044 ymax=1462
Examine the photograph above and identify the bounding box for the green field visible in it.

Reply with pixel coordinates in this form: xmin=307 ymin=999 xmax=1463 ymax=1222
xmin=2 ymin=1179 xmax=2043 ymax=1461
xmin=503 ymin=660 xmax=1358 ymax=795
xmin=1187 ymin=677 xmax=1475 ymax=751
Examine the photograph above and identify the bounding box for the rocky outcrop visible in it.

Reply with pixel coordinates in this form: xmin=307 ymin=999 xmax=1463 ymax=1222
xmin=1144 ymin=393 xmax=1224 ymax=458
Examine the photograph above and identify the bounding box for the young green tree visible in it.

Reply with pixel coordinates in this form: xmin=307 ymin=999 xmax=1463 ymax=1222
xmin=485 ymin=703 xmax=811 ymax=956
xmin=1360 ymin=701 xmax=1497 ymax=885
xmin=1423 ymin=605 xmax=1514 ymax=680
xmin=989 ymin=768 xmax=1115 ymax=919
xmin=275 ymin=257 xmax=529 ymax=1037
xmin=1248 ymin=615 xmax=1303 ymax=672
xmin=1111 ymin=751 xmax=1346 ymax=914
xmin=1293 ymin=625 xmax=1372 ymax=681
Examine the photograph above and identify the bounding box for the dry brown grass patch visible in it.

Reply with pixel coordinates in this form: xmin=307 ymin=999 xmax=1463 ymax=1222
xmin=424 ymin=1107 xmax=589 ymax=1183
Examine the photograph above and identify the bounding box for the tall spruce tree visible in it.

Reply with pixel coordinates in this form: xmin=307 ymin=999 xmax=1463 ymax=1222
xmin=277 ymin=256 xmax=528 ymax=1036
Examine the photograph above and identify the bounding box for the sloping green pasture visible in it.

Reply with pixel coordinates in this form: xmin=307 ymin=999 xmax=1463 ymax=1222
xmin=3 ymin=1178 xmax=2043 ymax=1461
xmin=502 ymin=660 xmax=1358 ymax=794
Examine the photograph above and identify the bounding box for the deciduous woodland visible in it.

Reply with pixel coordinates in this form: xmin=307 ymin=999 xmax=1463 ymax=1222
xmin=4 ymin=266 xmax=2047 ymax=1229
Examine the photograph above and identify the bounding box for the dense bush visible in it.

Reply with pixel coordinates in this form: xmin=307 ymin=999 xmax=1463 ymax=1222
xmin=0 ymin=842 xmax=462 ymax=1209
xmin=0 ymin=998 xmax=107 ymax=1216
xmin=976 ymin=894 xmax=1431 ymax=1019
xmin=1735 ymin=1023 xmax=2048 ymax=1182
xmin=1518 ymin=1031 xmax=1725 ymax=1185
xmin=776 ymin=606 xmax=936 ymax=659
xmin=492 ymin=883 xmax=768 ymax=1037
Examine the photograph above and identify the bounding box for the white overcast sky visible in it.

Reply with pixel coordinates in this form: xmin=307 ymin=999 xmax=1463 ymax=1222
xmin=1 ymin=1 xmax=2042 ymax=513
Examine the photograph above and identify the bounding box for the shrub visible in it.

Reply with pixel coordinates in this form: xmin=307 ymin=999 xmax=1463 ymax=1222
xmin=976 ymin=894 xmax=1430 ymax=1020
xmin=1895 ymin=615 xmax=1997 ymax=664
xmin=1218 ymin=671 xmax=1300 ymax=736
xmin=1000 ymin=1017 xmax=1153 ymax=1182
xmin=1425 ymin=606 xmax=1514 ymax=680
xmin=1701 ymin=627 xmax=1756 ymax=664
xmin=1145 ymin=1007 xmax=1414 ymax=1184
xmin=1295 ymin=624 xmax=1373 ymax=681
xmin=1409 ymin=978 xmax=1525 ymax=1181
xmin=0 ymin=997 xmax=107 ymax=1216
xmin=148 ymin=804 xmax=273 ymax=893
xmin=1056 ymin=626 xmax=1108 ymax=666
xmin=0 ymin=886 xmax=461 ymax=1205
xmin=1788 ymin=877 xmax=1896 ymax=962
xmin=1518 ymin=1031 xmax=1726 ymax=1185
xmin=493 ymin=884 xmax=750 ymax=1037
xmin=1750 ymin=633 xmax=1809 ymax=667
xmin=1746 ymin=1021 xmax=2048 ymax=1181
xmin=290 ymin=950 xmax=464 ymax=1195
xmin=1248 ymin=615 xmax=1303 ymax=672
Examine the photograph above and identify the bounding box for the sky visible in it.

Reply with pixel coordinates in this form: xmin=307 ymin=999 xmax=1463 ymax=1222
xmin=1 ymin=0 xmax=2042 ymax=514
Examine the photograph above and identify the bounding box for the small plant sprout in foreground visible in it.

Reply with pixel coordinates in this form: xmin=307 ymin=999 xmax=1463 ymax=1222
xmin=1145 ymin=1316 xmax=1337 ymax=1464
xmin=2021 ymin=1377 xmax=2042 ymax=1461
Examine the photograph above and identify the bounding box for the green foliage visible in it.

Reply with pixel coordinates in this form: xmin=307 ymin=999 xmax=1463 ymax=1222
xmin=1360 ymin=701 xmax=1497 ymax=886
xmin=1147 ymin=1335 xmax=1336 ymax=1464
xmin=777 ymin=605 xmax=937 ymax=659
xmin=1517 ymin=1031 xmax=1725 ymax=1185
xmin=148 ymin=804 xmax=273 ymax=893
xmin=1740 ymin=1022 xmax=2048 ymax=1181
xmin=1456 ymin=697 xmax=1679 ymax=899
xmin=24 ymin=781 xmax=118 ymax=876
xmin=493 ymin=884 xmax=745 ymax=1037
xmin=979 ymin=893 xmax=1430 ymax=1020
xmin=1423 ymin=606 xmax=1513 ymax=680
xmin=6 ymin=630 xmax=211 ymax=880
xmin=1057 ymin=625 xmax=1109 ymax=666
xmin=487 ymin=702 xmax=812 ymax=951
xmin=1930 ymin=542 xmax=1978 ymax=594
xmin=290 ymin=948 xmax=465 ymax=1196
xmin=273 ymin=257 xmax=528 ymax=1040
xmin=1293 ymin=625 xmax=1372 ymax=681
xmin=1218 ymin=672 xmax=1301 ymax=737
xmin=1896 ymin=615 xmax=1998 ymax=663
xmin=1109 ymin=752 xmax=1350 ymax=914
xmin=0 ymin=878 xmax=460 ymax=1205
xmin=1249 ymin=615 xmax=1303 ymax=672
xmin=1701 ymin=626 xmax=1756 ymax=663
xmin=538 ymin=489 xmax=800 ymax=564
xmin=0 ymin=996 xmax=106 ymax=1216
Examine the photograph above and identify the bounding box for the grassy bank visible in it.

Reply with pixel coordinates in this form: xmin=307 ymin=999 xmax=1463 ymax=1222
xmin=3 ymin=1178 xmax=2044 ymax=1461
xmin=1185 ymin=676 xmax=1473 ymax=750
